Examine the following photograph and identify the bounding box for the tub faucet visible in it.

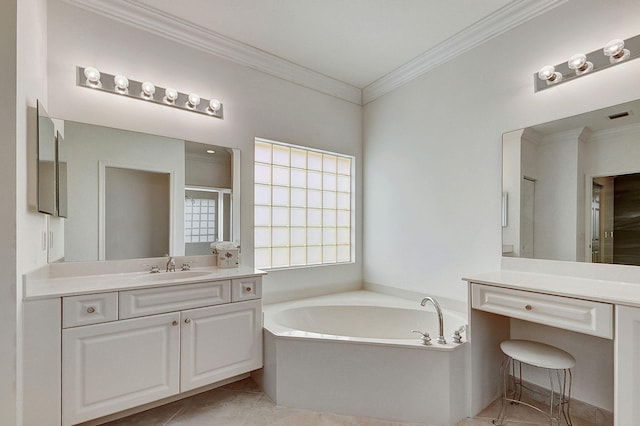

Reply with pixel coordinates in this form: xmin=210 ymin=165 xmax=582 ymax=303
xmin=166 ymin=256 xmax=176 ymax=272
xmin=420 ymin=297 xmax=446 ymax=344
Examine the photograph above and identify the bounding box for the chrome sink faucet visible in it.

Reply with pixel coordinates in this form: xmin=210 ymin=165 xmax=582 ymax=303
xmin=166 ymin=256 xmax=176 ymax=272
xmin=421 ymin=296 xmax=446 ymax=344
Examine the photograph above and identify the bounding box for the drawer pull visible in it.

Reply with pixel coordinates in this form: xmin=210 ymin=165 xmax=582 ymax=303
xmin=525 ymin=304 xmax=532 ymax=311
xmin=172 ymin=320 xmax=178 ymax=326
xmin=184 ymin=318 xmax=192 ymax=324
xmin=86 ymin=307 xmax=96 ymax=314
xmin=244 ymin=286 xmax=252 ymax=292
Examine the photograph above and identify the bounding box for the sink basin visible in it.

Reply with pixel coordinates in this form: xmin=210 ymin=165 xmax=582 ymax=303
xmin=136 ymin=270 xmax=211 ymax=282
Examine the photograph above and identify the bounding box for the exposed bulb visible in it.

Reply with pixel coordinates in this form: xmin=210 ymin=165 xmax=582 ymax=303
xmin=164 ymin=87 xmax=178 ymax=104
xmin=538 ymin=65 xmax=562 ymax=84
xmin=83 ymin=67 xmax=101 ymax=86
xmin=141 ymin=81 xmax=156 ymax=98
xmin=567 ymin=53 xmax=593 ymax=75
xmin=187 ymin=93 xmax=201 ymax=108
xmin=113 ymin=74 xmax=129 ymax=92
xmin=603 ymin=39 xmax=630 ymax=63
xmin=208 ymin=98 xmax=222 ymax=114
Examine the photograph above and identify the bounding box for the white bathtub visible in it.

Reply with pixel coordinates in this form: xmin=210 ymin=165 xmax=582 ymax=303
xmin=259 ymin=290 xmax=470 ymax=426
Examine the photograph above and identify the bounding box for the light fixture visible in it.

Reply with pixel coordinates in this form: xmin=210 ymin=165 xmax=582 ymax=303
xmin=83 ymin=66 xmax=101 ymax=87
xmin=113 ymin=74 xmax=129 ymax=92
xmin=537 ymin=65 xmax=562 ymax=85
xmin=164 ymin=87 xmax=178 ymax=104
xmin=604 ymin=39 xmax=631 ymax=63
xmin=187 ymin=93 xmax=200 ymax=108
xmin=208 ymin=98 xmax=222 ymax=114
xmin=206 ymin=149 xmax=216 ymax=154
xmin=141 ymin=81 xmax=156 ymax=99
xmin=567 ymin=53 xmax=593 ymax=75
xmin=534 ymin=34 xmax=639 ymax=92
xmin=76 ymin=67 xmax=223 ymax=118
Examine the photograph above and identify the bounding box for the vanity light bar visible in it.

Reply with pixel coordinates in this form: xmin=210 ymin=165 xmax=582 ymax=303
xmin=76 ymin=66 xmax=224 ymax=119
xmin=534 ymin=34 xmax=640 ymax=92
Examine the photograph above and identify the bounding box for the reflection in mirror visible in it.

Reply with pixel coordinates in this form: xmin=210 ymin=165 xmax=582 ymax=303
xmin=56 ymin=130 xmax=68 ymax=218
xmin=503 ymin=99 xmax=640 ymax=266
xmin=37 ymin=101 xmax=56 ymax=215
xmin=50 ymin=119 xmax=239 ymax=262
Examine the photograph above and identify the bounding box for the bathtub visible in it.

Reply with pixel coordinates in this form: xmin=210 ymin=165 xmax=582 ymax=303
xmin=258 ymin=290 xmax=469 ymax=426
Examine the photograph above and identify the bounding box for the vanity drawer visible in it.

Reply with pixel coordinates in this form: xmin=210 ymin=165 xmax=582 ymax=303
xmin=119 ymin=280 xmax=231 ymax=319
xmin=63 ymin=292 xmax=118 ymax=328
xmin=231 ymin=277 xmax=262 ymax=302
xmin=471 ymin=283 xmax=613 ymax=339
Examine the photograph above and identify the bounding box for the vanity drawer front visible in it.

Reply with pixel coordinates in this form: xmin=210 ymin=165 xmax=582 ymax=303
xmin=471 ymin=284 xmax=613 ymax=339
xmin=63 ymin=292 xmax=118 ymax=328
xmin=119 ymin=280 xmax=231 ymax=319
xmin=231 ymin=277 xmax=262 ymax=302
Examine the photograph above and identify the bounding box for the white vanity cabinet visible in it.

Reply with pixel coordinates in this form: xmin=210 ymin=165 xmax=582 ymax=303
xmin=615 ymin=305 xmax=640 ymax=424
xmin=62 ymin=312 xmax=181 ymax=425
xmin=24 ymin=267 xmax=264 ymax=426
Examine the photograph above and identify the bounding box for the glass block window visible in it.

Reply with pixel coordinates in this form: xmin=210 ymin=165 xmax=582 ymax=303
xmin=185 ymin=195 xmax=218 ymax=243
xmin=254 ymin=138 xmax=353 ymax=269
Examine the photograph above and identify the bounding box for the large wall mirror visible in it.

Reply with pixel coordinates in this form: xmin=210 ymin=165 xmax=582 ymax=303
xmin=49 ymin=119 xmax=240 ymax=263
xmin=503 ymin=98 xmax=640 ymax=266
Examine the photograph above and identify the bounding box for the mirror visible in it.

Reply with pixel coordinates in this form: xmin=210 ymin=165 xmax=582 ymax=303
xmin=37 ymin=101 xmax=56 ymax=215
xmin=50 ymin=119 xmax=239 ymax=262
xmin=503 ymin=98 xmax=640 ymax=266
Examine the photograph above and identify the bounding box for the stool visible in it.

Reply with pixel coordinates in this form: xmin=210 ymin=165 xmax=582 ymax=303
xmin=493 ymin=340 xmax=575 ymax=426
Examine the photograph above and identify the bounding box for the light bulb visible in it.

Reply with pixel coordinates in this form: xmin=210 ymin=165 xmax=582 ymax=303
xmin=567 ymin=53 xmax=593 ymax=75
xmin=208 ymin=98 xmax=221 ymax=114
xmin=164 ymin=87 xmax=178 ymax=104
xmin=141 ymin=81 xmax=156 ymax=98
xmin=113 ymin=74 xmax=129 ymax=92
xmin=538 ymin=65 xmax=562 ymax=84
xmin=603 ymin=39 xmax=630 ymax=63
xmin=187 ymin=93 xmax=200 ymax=108
xmin=83 ymin=67 xmax=101 ymax=86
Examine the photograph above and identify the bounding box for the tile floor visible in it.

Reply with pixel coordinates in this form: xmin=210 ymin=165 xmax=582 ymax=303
xmin=102 ymin=378 xmax=595 ymax=426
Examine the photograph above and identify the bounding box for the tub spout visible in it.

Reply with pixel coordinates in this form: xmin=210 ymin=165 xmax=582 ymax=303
xmin=420 ymin=297 xmax=446 ymax=344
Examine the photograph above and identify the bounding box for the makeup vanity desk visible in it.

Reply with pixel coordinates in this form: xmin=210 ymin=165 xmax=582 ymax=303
xmin=464 ymin=262 xmax=640 ymax=426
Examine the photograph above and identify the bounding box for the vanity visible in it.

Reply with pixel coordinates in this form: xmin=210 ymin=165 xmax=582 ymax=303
xmin=464 ymin=258 xmax=640 ymax=426
xmin=22 ymin=258 xmax=265 ymax=426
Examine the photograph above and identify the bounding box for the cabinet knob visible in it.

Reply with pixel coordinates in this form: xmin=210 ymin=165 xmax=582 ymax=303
xmin=525 ymin=304 xmax=532 ymax=311
xmin=86 ymin=306 xmax=96 ymax=314
xmin=172 ymin=320 xmax=178 ymax=326
xmin=244 ymin=286 xmax=252 ymax=293
xmin=184 ymin=318 xmax=191 ymax=324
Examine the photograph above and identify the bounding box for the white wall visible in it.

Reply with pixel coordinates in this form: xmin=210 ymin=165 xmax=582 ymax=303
xmin=8 ymin=0 xmax=50 ymax=424
xmin=47 ymin=0 xmax=363 ymax=303
xmin=363 ymin=0 xmax=640 ymax=302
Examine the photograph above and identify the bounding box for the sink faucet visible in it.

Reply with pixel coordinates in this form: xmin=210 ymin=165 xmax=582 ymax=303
xmin=166 ymin=256 xmax=176 ymax=272
xmin=421 ymin=296 xmax=446 ymax=344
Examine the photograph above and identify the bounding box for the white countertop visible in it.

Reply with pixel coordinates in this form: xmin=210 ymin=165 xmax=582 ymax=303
xmin=464 ymin=270 xmax=640 ymax=308
xmin=24 ymin=264 xmax=266 ymax=300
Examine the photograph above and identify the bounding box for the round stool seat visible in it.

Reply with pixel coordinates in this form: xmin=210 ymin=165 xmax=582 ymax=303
xmin=500 ymin=340 xmax=575 ymax=369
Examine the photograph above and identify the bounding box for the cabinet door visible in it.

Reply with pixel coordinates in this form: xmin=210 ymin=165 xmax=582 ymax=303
xmin=62 ymin=312 xmax=180 ymax=426
xmin=615 ymin=305 xmax=640 ymax=426
xmin=181 ymin=299 xmax=262 ymax=392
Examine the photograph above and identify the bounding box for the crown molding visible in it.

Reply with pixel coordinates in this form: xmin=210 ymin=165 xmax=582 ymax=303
xmin=361 ymin=0 xmax=568 ymax=104
xmin=61 ymin=0 xmax=566 ymax=107
xmin=60 ymin=0 xmax=362 ymax=105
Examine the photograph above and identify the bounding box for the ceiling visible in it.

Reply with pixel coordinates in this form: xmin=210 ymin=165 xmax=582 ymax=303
xmin=133 ymin=0 xmax=513 ymax=89
xmin=66 ymin=0 xmax=567 ymax=104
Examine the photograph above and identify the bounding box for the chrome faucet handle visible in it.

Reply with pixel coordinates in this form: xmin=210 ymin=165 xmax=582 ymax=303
xmin=149 ymin=265 xmax=161 ymax=274
xmin=181 ymin=263 xmax=191 ymax=271
xmin=411 ymin=330 xmax=432 ymax=346
xmin=452 ymin=330 xmax=463 ymax=344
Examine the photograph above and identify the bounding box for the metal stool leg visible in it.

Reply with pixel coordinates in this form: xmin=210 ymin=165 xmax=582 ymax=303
xmin=493 ymin=356 xmax=512 ymax=425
